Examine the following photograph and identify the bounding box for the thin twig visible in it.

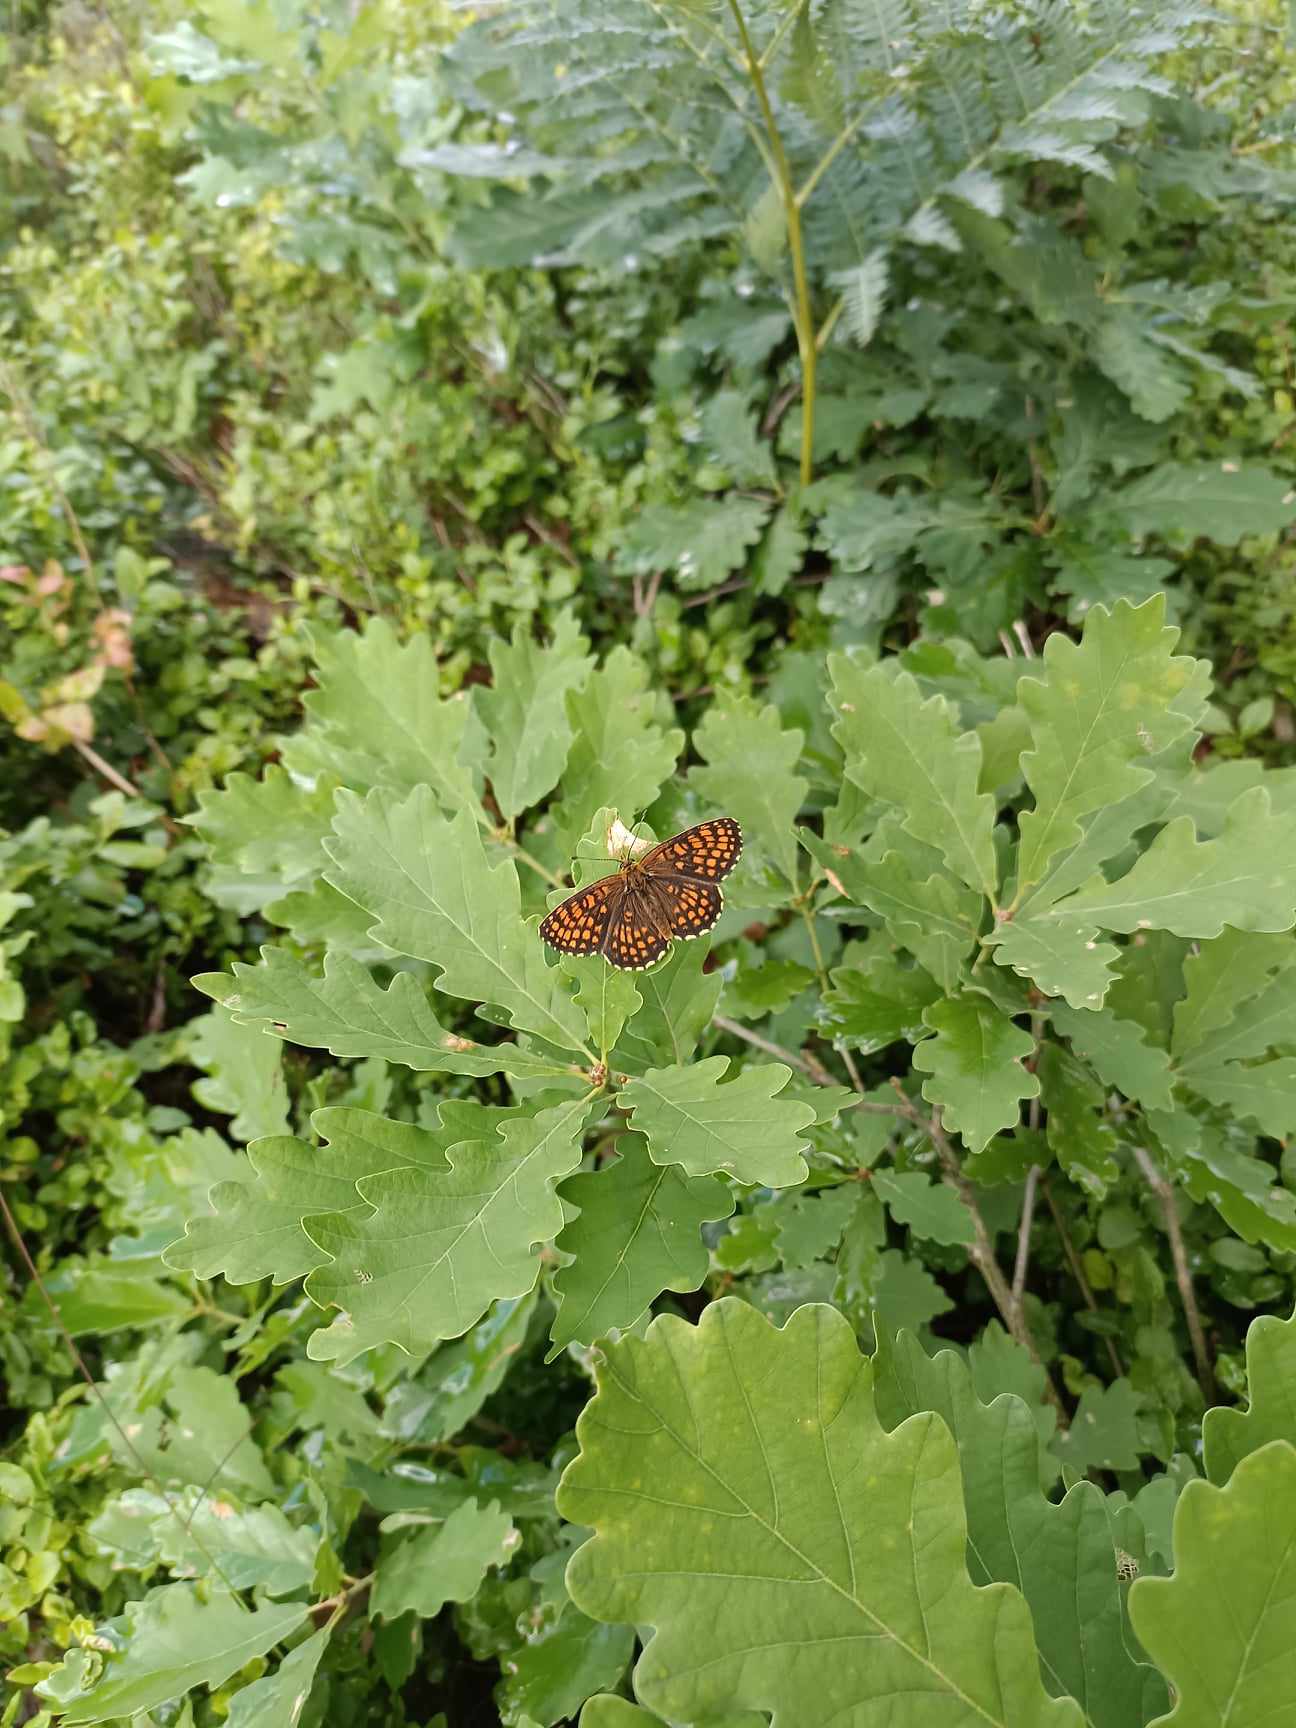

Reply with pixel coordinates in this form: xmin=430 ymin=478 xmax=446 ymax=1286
xmin=1012 ymin=1164 xmax=1040 ymax=1310
xmin=1131 ymin=1143 xmax=1216 ymax=1405
xmin=712 ymin=1014 xmax=834 ymax=1084
xmin=71 ymin=736 xmax=146 ymax=800
xmin=1041 ymin=1177 xmax=1124 ymax=1378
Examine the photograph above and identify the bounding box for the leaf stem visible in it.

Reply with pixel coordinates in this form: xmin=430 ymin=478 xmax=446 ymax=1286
xmin=725 ymin=0 xmax=818 ymax=485
xmin=1130 ymin=1143 xmax=1216 ymax=1405
xmin=712 ymin=1013 xmax=835 ymax=1085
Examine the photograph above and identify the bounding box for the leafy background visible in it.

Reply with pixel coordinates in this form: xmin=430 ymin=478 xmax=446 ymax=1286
xmin=6 ymin=1 xmax=1296 ymax=1724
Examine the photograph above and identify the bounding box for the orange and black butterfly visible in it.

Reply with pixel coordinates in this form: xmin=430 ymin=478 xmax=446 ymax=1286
xmin=540 ymin=817 xmax=742 ymax=971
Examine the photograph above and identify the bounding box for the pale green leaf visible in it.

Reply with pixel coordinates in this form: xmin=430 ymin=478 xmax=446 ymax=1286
xmin=614 ymin=497 xmax=771 ymax=592
xmin=774 ymin=1185 xmax=859 ymax=1269
xmin=1152 ymin=1109 xmax=1296 ymax=1254
xmin=618 ymin=1057 xmax=813 ymax=1185
xmin=615 ymin=939 xmax=723 ymax=1073
xmin=91 ymin=1486 xmax=316 ymax=1596
xmin=1172 ymin=930 xmax=1296 ymax=1061
xmin=818 ymin=951 xmax=942 ymax=1053
xmin=700 ymin=389 xmax=777 ymax=487
xmin=1178 ymin=1057 xmax=1296 ymax=1137
xmin=306 ymin=1096 xmax=595 ymax=1362
xmin=1063 ymin=787 xmax=1296 ymax=938
xmin=1129 ymin=1441 xmax=1296 ymax=1725
xmin=558 ymin=1301 xmax=1081 ymax=1728
xmin=1038 ymin=1043 xmax=1120 ymax=1200
xmin=874 ymin=1331 xmax=1166 ymax=1720
xmin=500 ymin=1606 xmax=635 ymax=1728
xmin=1203 ymin=1306 xmax=1296 ymax=1486
xmin=548 ymin=1138 xmax=733 ymax=1357
xmin=476 ymin=612 xmax=593 ymax=821
xmin=829 ymin=656 xmax=998 ymax=899
xmin=912 ymin=996 xmax=1040 ymax=1153
xmin=226 ymin=1627 xmax=330 ymax=1728
xmin=1051 ymin=1002 xmax=1175 ymax=1110
xmin=1176 ymin=960 xmax=1296 ymax=1074
xmin=572 ymin=957 xmax=642 ymax=1060
xmin=871 ymin=1170 xmax=975 ymax=1246
xmin=102 ymin=1364 xmax=273 ymax=1500
xmin=989 ymin=913 xmax=1119 ymax=1010
xmin=381 ymin=1293 xmax=538 ymax=1445
xmin=1111 ymin=460 xmax=1296 ymax=543
xmin=188 ymin=1007 xmax=289 ymax=1143
xmin=549 ymin=645 xmax=684 ymax=856
xmin=35 ymin=1585 xmax=307 ymax=1726
xmin=183 ymin=765 xmax=337 ymax=896
xmin=324 ymin=789 xmax=592 ymax=1058
xmin=1050 ymin=1379 xmax=1143 ymax=1474
xmin=1015 ymin=595 xmax=1201 ymax=895
xmin=195 ymin=949 xmax=573 ymax=1080
xmin=692 ymin=691 xmax=806 ymax=889
xmin=753 ymin=503 xmax=808 ymax=597
xmin=372 ymin=1497 xmax=515 ymax=1620
xmin=289 ymin=618 xmax=479 ymax=810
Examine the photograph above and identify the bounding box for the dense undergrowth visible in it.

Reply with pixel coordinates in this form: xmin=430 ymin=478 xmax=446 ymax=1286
xmin=5 ymin=2 xmax=1296 ymax=1725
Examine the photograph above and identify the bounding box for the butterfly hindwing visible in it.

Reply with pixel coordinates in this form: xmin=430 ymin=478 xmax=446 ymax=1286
xmin=648 ymin=874 xmax=724 ymax=940
xmin=603 ymin=885 xmax=673 ymax=971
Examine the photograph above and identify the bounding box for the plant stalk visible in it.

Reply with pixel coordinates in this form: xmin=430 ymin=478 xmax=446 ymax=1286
xmin=1131 ymin=1143 xmax=1216 ymax=1405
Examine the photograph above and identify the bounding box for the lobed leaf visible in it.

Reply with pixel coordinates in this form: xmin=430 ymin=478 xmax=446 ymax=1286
xmin=476 ymin=612 xmax=593 ymax=821
xmin=618 ymin=1056 xmax=813 ymax=1186
xmin=1202 ymin=1305 xmax=1296 ymax=1486
xmin=912 ymin=996 xmax=1040 ymax=1153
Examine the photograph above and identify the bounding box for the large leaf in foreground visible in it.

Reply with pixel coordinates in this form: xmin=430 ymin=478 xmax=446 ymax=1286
xmin=874 ymin=1329 xmax=1167 ymax=1723
xmin=325 ymin=788 xmax=592 ymax=1057
xmin=195 ymin=948 xmax=574 ymax=1080
xmin=372 ymin=1498 xmax=515 ymax=1620
xmin=830 ymin=656 xmax=998 ymax=900
xmin=225 ymin=1628 xmax=330 ymax=1728
xmin=1062 ymin=787 xmax=1296 ymax=938
xmin=559 ymin=1301 xmax=1080 ymax=1728
xmin=548 ymin=1138 xmax=733 ymax=1357
xmin=306 ymin=1095 xmax=595 ymax=1362
xmin=476 ymin=611 xmax=593 ymax=821
xmin=1202 ymin=1305 xmax=1296 ymax=1486
xmin=618 ymin=1057 xmax=814 ymax=1186
xmin=692 ymin=690 xmax=807 ymax=889
xmin=35 ymin=1585 xmax=307 ymax=1726
xmin=1129 ymin=1440 xmax=1296 ymax=1726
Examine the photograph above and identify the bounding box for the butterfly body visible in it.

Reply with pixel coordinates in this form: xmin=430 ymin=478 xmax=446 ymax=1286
xmin=539 ymin=816 xmax=742 ymax=970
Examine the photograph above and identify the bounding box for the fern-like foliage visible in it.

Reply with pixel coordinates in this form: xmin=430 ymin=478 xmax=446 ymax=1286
xmin=444 ymin=0 xmax=1212 ymax=291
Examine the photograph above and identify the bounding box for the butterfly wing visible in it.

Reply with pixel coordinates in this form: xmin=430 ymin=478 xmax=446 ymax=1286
xmin=649 ymin=874 xmax=724 ymax=941
xmin=539 ymin=873 xmax=623 ymax=958
xmin=642 ymin=816 xmax=742 ymax=884
xmin=602 ymin=880 xmax=674 ymax=971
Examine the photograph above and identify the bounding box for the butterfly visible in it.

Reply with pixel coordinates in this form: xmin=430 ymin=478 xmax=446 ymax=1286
xmin=539 ymin=817 xmax=742 ymax=971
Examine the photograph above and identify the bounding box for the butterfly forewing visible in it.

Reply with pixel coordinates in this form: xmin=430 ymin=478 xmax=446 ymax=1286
xmin=539 ymin=816 xmax=741 ymax=970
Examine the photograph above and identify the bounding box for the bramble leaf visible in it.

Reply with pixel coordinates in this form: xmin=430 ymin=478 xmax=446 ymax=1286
xmin=549 ymin=1138 xmax=733 ymax=1357
xmin=618 ymin=1057 xmax=814 ymax=1186
xmin=912 ymin=996 xmax=1040 ymax=1153
xmin=324 ymin=789 xmax=592 ymax=1057
xmin=195 ymin=949 xmax=574 ymax=1079
xmin=372 ymin=1498 xmax=515 ymax=1620
xmin=1062 ymin=788 xmax=1296 ymax=938
xmin=476 ymin=612 xmax=593 ymax=821
xmin=1129 ymin=1441 xmax=1296 ymax=1724
xmin=558 ymin=1301 xmax=1081 ymax=1728
xmin=830 ymin=657 xmax=998 ymax=899
xmin=692 ymin=691 xmax=806 ymax=888
xmin=35 ymin=1585 xmax=307 ymax=1726
xmin=1203 ymin=1305 xmax=1296 ymax=1486
xmin=306 ymin=1095 xmax=595 ymax=1362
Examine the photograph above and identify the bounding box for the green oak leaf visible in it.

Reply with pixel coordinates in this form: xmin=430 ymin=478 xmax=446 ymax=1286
xmin=692 ymin=690 xmax=806 ymax=889
xmin=476 ymin=611 xmax=593 ymax=821
xmin=188 ymin=1007 xmax=289 ymax=1143
xmin=988 ymin=912 xmax=1119 ymax=1010
xmin=912 ymin=996 xmax=1040 ymax=1153
xmin=874 ymin=1329 xmax=1166 ymax=1720
xmin=91 ymin=1486 xmax=317 ymax=1596
xmin=871 ymin=1170 xmax=975 ymax=1245
xmin=100 ymin=1365 xmax=273 ymax=1501
xmin=1129 ymin=1441 xmax=1296 ymax=1724
xmin=1177 ymin=1056 xmax=1296 ymax=1138
xmin=194 ymin=949 xmax=574 ymax=1080
xmin=1110 ymin=459 xmax=1296 ymax=542
xmin=558 ymin=1301 xmax=1081 ymax=1728
xmin=614 ymin=939 xmax=723 ymax=1073
xmin=829 ymin=656 xmax=998 ymax=899
xmin=1050 ymin=1003 xmax=1174 ymax=1111
xmin=548 ymin=1137 xmax=733 ymax=1357
xmin=571 ymin=957 xmax=642 ymax=1061
xmin=1175 ymin=959 xmax=1296 ymax=1075
xmin=306 ymin=1095 xmax=595 ymax=1362
xmin=550 ymin=644 xmax=683 ymax=856
xmin=287 ymin=617 xmax=479 ymax=810
xmin=166 ymin=1104 xmax=470 ymax=1286
xmin=1062 ymin=787 xmax=1296 ymax=938
xmin=818 ymin=950 xmax=942 ymax=1053
xmin=1038 ymin=1043 xmax=1120 ymax=1200
xmin=1050 ymin=1379 xmax=1143 ymax=1474
xmin=382 ymin=1293 xmax=537 ymax=1445
xmin=183 ymin=763 xmax=338 ymax=902
xmin=372 ymin=1497 xmax=515 ymax=1620
xmin=499 ymin=1606 xmax=635 ymax=1728
xmin=720 ymin=957 xmax=817 ymax=1021
xmin=1171 ymin=929 xmax=1296 ymax=1061
xmin=225 ymin=1628 xmax=330 ymax=1728
xmin=1203 ymin=1305 xmax=1296 ymax=1486
xmin=774 ymin=1185 xmax=859 ymax=1269
xmin=324 ymin=788 xmax=592 ymax=1058
xmin=613 ymin=496 xmax=771 ymax=592
xmin=617 ymin=1057 xmax=814 ymax=1185
xmin=1152 ymin=1110 xmax=1296 ymax=1254
xmin=35 ymin=1585 xmax=306 ymax=1726
xmin=1014 ymin=595 xmax=1200 ymax=896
